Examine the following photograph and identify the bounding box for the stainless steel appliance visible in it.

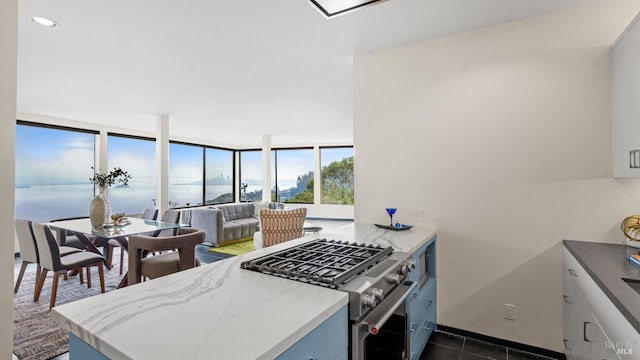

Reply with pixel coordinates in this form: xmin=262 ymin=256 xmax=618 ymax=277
xmin=240 ymin=238 xmax=416 ymax=360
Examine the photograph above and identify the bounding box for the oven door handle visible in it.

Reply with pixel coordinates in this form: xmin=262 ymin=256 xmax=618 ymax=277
xmin=363 ymin=281 xmax=418 ymax=335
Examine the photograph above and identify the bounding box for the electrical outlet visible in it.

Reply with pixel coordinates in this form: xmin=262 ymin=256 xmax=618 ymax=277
xmin=418 ymin=207 xmax=428 ymax=221
xmin=504 ymin=304 xmax=515 ymax=320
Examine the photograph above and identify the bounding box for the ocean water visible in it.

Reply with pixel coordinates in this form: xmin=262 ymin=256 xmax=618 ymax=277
xmin=15 ymin=184 xmax=241 ymax=223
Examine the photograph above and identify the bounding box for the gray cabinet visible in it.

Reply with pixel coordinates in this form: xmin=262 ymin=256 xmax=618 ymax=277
xmin=406 ymin=235 xmax=436 ymax=360
xmin=613 ymin=12 xmax=640 ymax=177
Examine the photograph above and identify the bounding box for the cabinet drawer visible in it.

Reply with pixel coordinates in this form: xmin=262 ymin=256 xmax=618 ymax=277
xmin=563 ymin=248 xmax=593 ymax=302
xmin=588 ymin=280 xmax=640 ymax=357
xmin=407 ymin=279 xmax=435 ymax=332
xmin=410 ymin=306 xmax=436 ymax=360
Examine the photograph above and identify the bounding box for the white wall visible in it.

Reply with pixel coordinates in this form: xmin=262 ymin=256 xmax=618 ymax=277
xmin=354 ymin=0 xmax=640 ymax=352
xmin=1 ymin=0 xmax=17 ymax=356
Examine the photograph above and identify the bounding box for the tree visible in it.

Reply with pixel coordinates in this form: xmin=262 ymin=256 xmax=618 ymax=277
xmin=289 ymin=171 xmax=314 ymax=203
xmin=321 ymin=156 xmax=354 ymax=205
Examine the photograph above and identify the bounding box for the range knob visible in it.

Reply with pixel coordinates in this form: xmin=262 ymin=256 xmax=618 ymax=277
xmin=387 ymin=273 xmax=401 ymax=284
xmin=371 ymin=288 xmax=385 ymax=301
xmin=362 ymin=294 xmax=378 ymax=308
xmin=399 ymin=260 xmax=415 ymax=276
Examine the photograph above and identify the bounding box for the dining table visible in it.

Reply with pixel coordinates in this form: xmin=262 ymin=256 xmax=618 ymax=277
xmin=47 ymin=217 xmax=187 ymax=288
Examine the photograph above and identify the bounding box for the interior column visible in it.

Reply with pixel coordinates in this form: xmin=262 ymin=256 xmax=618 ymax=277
xmin=0 ymin=0 xmax=18 ymax=355
xmin=156 ymin=115 xmax=170 ymax=214
xmin=262 ymin=135 xmax=271 ymax=202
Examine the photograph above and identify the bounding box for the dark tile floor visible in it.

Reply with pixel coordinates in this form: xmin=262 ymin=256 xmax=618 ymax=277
xmin=421 ymin=331 xmax=559 ymax=360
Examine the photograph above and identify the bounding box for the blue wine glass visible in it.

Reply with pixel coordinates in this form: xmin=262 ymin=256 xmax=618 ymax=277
xmin=385 ymin=208 xmax=397 ymax=226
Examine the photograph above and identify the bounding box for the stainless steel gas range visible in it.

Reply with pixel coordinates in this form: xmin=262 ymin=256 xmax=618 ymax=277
xmin=240 ymin=238 xmax=417 ymax=360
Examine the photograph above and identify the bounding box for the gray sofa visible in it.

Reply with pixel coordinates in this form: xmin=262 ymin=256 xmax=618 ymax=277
xmin=190 ymin=203 xmax=259 ymax=247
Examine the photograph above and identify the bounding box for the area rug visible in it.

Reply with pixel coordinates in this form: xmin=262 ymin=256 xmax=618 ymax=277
xmin=13 ymin=261 xmax=123 ymax=360
xmin=208 ymin=239 xmax=255 ymax=256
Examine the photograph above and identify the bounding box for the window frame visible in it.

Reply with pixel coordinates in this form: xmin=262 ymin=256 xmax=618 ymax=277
xmin=168 ymin=140 xmax=236 ymax=208
xmin=319 ymin=145 xmax=354 ymax=205
xmin=272 ymin=146 xmax=315 ymax=204
xmin=239 ymin=148 xmax=262 ymax=202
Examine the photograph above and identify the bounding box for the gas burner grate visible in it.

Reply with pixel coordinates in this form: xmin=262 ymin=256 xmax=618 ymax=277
xmin=240 ymin=238 xmax=393 ymax=288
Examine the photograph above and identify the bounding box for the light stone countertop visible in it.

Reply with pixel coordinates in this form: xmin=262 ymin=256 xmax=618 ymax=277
xmin=51 ymin=222 xmax=436 ymax=360
xmin=318 ymin=222 xmax=437 ymax=254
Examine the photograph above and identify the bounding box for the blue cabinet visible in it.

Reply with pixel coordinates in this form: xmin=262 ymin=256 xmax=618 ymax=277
xmin=277 ymin=305 xmax=348 ymax=360
xmin=406 ymin=235 xmax=436 ymax=360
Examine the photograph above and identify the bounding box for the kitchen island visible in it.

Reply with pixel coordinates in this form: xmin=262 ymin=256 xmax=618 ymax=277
xmin=51 ymin=222 xmax=437 ymax=359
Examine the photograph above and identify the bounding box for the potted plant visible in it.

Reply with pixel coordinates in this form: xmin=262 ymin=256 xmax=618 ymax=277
xmin=89 ymin=167 xmax=131 ymax=227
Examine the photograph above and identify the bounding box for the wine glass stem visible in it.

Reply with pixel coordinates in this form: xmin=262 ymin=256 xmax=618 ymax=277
xmin=390 ymin=214 xmax=393 ymax=226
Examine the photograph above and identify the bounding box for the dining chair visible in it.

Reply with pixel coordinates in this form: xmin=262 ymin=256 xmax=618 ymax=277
xmin=253 ymin=208 xmax=307 ymax=249
xmin=31 ymin=223 xmax=106 ymax=310
xmin=128 ymin=228 xmax=205 ymax=285
xmin=14 ymin=219 xmax=83 ymax=297
xmin=107 ymin=207 xmax=158 ymax=274
xmin=155 ymin=209 xmax=181 ymax=237
xmin=48 ymin=216 xmax=101 ymax=250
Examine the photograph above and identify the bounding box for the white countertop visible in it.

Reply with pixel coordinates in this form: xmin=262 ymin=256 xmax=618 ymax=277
xmin=51 ymin=222 xmax=436 ymax=360
xmin=320 ymin=222 xmax=437 ymax=254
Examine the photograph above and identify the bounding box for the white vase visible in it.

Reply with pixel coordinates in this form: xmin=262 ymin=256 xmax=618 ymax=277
xmin=89 ymin=193 xmax=109 ymax=228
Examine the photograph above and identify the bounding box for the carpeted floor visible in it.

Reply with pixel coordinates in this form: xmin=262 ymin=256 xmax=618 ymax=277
xmin=13 ymin=259 xmax=123 ymax=360
xmin=208 ymin=239 xmax=255 ymax=256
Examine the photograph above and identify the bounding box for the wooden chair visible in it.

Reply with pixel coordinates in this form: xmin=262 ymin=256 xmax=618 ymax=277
xmin=128 ymin=228 xmax=205 ymax=285
xmin=254 ymin=208 xmax=307 ymax=249
xmin=31 ymin=223 xmax=106 ymax=310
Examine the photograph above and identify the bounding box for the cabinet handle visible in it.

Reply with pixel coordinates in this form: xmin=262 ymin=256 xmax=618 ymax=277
xmin=409 ymin=293 xmax=418 ymax=300
xmin=563 ymin=339 xmax=573 ymax=351
xmin=425 ymin=300 xmax=433 ymax=309
xmin=424 ymin=322 xmax=433 ymax=331
xmin=563 ymin=295 xmax=573 ymax=304
xmin=410 ymin=323 xmax=417 ymax=332
xmin=631 ymin=149 xmax=640 ymax=168
xmin=568 ymin=269 xmax=577 ymax=277
xmin=583 ymin=321 xmax=592 ymax=342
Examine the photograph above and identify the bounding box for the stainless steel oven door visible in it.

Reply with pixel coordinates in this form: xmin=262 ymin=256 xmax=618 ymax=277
xmin=352 ymin=281 xmax=417 ymax=360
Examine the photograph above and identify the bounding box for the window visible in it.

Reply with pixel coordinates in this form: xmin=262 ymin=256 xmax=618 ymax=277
xmin=107 ymin=134 xmax=156 ymax=215
xmin=239 ymin=150 xmax=262 ymax=202
xmin=205 ymin=147 xmax=234 ymax=205
xmin=273 ymin=148 xmax=314 ymax=204
xmin=15 ymin=122 xmax=96 ymax=223
xmin=320 ymin=147 xmax=354 ymax=205
xmin=169 ymin=142 xmax=203 ymax=208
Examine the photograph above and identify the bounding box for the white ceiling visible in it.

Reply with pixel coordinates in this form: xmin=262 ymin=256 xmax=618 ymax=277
xmin=18 ymin=0 xmax=607 ymax=148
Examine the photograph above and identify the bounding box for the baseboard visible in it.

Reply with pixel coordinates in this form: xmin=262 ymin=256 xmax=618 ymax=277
xmin=436 ymin=324 xmax=567 ymax=360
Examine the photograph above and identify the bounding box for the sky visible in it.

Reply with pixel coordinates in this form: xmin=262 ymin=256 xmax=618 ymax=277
xmin=16 ymin=125 xmax=94 ymax=186
xmin=16 ymin=124 xmax=353 ymax=187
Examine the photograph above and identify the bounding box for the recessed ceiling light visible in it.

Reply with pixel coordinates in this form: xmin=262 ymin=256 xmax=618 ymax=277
xmin=31 ymin=16 xmax=59 ymax=29
xmin=309 ymin=0 xmax=390 ymax=18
